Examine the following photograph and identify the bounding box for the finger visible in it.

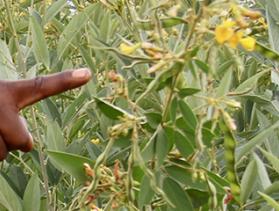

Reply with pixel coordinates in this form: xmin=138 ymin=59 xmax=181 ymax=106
xmin=0 ymin=111 xmax=33 ymax=152
xmin=7 ymin=68 xmax=92 ymax=109
xmin=18 ymin=116 xmax=33 ymax=152
xmin=0 ymin=135 xmax=8 ymax=161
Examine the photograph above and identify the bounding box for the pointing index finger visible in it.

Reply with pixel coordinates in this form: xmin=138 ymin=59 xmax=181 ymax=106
xmin=8 ymin=68 xmax=92 ymax=110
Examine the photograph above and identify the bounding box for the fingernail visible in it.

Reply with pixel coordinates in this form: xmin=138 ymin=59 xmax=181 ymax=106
xmin=72 ymin=68 xmax=91 ymax=79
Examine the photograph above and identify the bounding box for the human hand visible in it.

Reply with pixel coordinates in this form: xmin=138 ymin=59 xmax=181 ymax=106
xmin=0 ymin=68 xmax=92 ymax=161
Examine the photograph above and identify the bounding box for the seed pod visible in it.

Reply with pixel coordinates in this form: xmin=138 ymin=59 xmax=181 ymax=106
xmin=220 ymin=115 xmax=241 ymax=203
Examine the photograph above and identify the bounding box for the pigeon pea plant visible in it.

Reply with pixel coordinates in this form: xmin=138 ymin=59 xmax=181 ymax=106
xmin=0 ymin=0 xmax=278 ymax=210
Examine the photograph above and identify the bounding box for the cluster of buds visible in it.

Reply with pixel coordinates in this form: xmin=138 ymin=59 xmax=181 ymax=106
xmin=108 ymin=114 xmax=138 ymax=138
xmin=107 ymin=70 xmax=128 ymax=98
xmin=83 ymin=161 xmax=127 ymax=210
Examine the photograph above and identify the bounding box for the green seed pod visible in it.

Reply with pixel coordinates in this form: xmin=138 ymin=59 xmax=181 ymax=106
xmin=220 ymin=114 xmax=241 ymax=204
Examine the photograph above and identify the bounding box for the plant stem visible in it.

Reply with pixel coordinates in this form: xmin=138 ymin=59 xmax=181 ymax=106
xmin=31 ymin=107 xmax=53 ymax=211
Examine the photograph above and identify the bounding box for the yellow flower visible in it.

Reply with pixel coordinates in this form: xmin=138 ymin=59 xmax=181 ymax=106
xmin=239 ymin=36 xmax=256 ymax=51
xmin=215 ymin=20 xmax=236 ymax=44
xmin=91 ymin=138 xmax=100 ymax=145
xmin=119 ymin=43 xmax=140 ymax=55
xmin=228 ymin=31 xmax=243 ymax=49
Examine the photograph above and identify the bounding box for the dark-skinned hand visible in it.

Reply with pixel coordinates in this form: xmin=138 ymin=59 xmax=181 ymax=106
xmin=0 ymin=68 xmax=92 ymax=161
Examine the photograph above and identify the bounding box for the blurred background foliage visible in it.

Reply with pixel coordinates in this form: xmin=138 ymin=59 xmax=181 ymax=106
xmin=0 ymin=0 xmax=278 ymax=210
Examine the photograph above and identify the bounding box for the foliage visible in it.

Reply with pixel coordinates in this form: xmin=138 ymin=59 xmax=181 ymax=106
xmin=0 ymin=0 xmax=279 ymax=210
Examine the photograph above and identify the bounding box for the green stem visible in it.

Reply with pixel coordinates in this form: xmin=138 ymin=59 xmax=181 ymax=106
xmin=31 ymin=108 xmax=53 ymax=211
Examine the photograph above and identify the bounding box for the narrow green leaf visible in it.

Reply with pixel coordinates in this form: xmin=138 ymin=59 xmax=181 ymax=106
xmin=47 ymin=150 xmax=95 ymax=182
xmin=264 ymin=181 xmax=279 ymax=196
xmin=240 ymin=160 xmax=257 ymax=203
xmin=144 ymin=112 xmax=162 ymax=129
xmin=253 ymin=153 xmax=271 ymax=189
xmin=0 ymin=174 xmax=22 ymax=211
xmin=43 ymin=0 xmax=68 ymax=24
xmin=30 ymin=16 xmax=49 ymax=68
xmin=46 ymin=120 xmax=65 ymax=151
xmin=178 ymin=100 xmax=197 ymax=131
xmin=163 ymin=177 xmax=194 ymax=211
xmin=258 ymin=192 xmax=279 ymax=210
xmin=236 ymin=121 xmax=279 ymax=161
xmin=234 ymin=70 xmax=269 ymax=93
xmin=138 ymin=176 xmax=155 ymax=209
xmin=178 ymin=88 xmax=200 ymax=98
xmin=62 ymin=94 xmax=86 ymax=127
xmin=95 ymin=97 xmax=130 ymax=120
xmin=216 ymin=70 xmax=232 ymax=97
xmin=173 ymin=129 xmax=194 ymax=158
xmin=23 ymin=175 xmax=40 ymax=211
xmin=79 ymin=46 xmax=96 ymax=73
xmin=155 ymin=126 xmax=170 ymax=167
xmin=260 ymin=148 xmax=279 ymax=174
xmin=194 ymin=59 xmax=210 ymax=73
xmin=0 ymin=40 xmax=17 ymax=79
xmin=57 ymin=5 xmax=96 ymax=58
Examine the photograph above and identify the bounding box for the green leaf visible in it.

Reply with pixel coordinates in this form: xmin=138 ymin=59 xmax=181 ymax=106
xmin=163 ymin=177 xmax=194 ymax=211
xmin=23 ymin=175 xmax=40 ymax=211
xmin=194 ymin=59 xmax=210 ymax=73
xmin=186 ymin=189 xmax=210 ymax=208
xmin=240 ymin=160 xmax=257 ymax=203
xmin=47 ymin=150 xmax=95 ymax=182
xmin=178 ymin=88 xmax=200 ymax=98
xmin=138 ymin=176 xmax=155 ymax=209
xmin=258 ymin=192 xmax=279 ymax=210
xmin=253 ymin=153 xmax=271 ymax=189
xmin=217 ymin=60 xmax=233 ymax=75
xmin=155 ymin=126 xmax=170 ymax=167
xmin=178 ymin=100 xmax=197 ymax=131
xmin=267 ymin=0 xmax=279 ymax=53
xmin=234 ymin=70 xmax=269 ymax=93
xmin=43 ymin=0 xmax=68 ymax=24
xmin=30 ymin=15 xmax=50 ymax=68
xmin=62 ymin=94 xmax=86 ymax=127
xmin=236 ymin=121 xmax=279 ymax=162
xmin=173 ymin=128 xmax=194 ymax=158
xmin=144 ymin=112 xmax=162 ymax=129
xmin=79 ymin=46 xmax=96 ymax=73
xmin=216 ymin=70 xmax=232 ymax=97
xmin=170 ymin=97 xmax=178 ymax=123
xmin=40 ymin=98 xmax=62 ymax=126
xmin=0 ymin=174 xmax=22 ymax=211
xmin=264 ymin=181 xmax=279 ymax=196
xmin=46 ymin=120 xmax=65 ymax=151
xmin=57 ymin=4 xmax=96 ymax=58
xmin=260 ymin=148 xmax=279 ymax=174
xmin=95 ymin=97 xmax=130 ymax=120
xmin=165 ymin=165 xmax=207 ymax=190
xmin=0 ymin=40 xmax=17 ymax=79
